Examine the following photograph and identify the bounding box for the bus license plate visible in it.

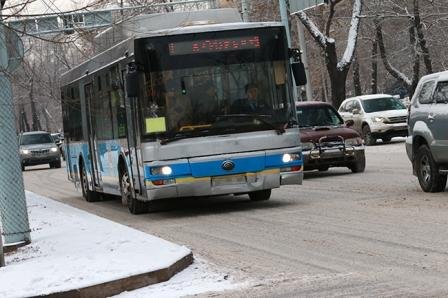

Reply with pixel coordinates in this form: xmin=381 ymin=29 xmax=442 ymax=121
xmin=212 ymin=175 xmax=246 ymax=186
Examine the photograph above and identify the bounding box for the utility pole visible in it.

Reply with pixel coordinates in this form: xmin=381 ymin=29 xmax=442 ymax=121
xmin=241 ymin=0 xmax=249 ymax=22
xmin=297 ymin=20 xmax=313 ymax=100
xmin=0 ymin=0 xmax=31 ymax=246
xmin=279 ymin=0 xmax=300 ymax=101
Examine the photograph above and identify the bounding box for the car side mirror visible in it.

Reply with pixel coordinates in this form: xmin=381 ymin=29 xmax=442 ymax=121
xmin=345 ymin=120 xmax=355 ymax=127
xmin=352 ymin=108 xmax=360 ymax=115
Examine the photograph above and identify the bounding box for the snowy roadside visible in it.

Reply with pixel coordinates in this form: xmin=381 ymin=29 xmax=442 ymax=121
xmin=0 ymin=191 xmax=241 ymax=297
xmin=115 ymin=257 xmax=243 ymax=298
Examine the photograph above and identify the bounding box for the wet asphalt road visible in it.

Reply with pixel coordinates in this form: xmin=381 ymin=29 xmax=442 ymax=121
xmin=23 ymin=139 xmax=448 ymax=297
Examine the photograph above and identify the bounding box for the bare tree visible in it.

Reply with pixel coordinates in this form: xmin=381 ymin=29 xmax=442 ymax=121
xmin=294 ymin=0 xmax=363 ymax=107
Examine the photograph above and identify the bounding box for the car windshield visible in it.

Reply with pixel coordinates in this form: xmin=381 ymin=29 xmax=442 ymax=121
xmin=21 ymin=133 xmax=53 ymax=145
xmin=296 ymin=105 xmax=344 ymax=128
xmin=361 ymin=97 xmax=406 ymax=113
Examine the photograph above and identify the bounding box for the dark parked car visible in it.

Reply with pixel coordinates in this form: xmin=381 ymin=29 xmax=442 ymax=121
xmin=19 ymin=131 xmax=62 ymax=171
xmin=297 ymin=101 xmax=366 ymax=173
xmin=406 ymin=71 xmax=448 ymax=192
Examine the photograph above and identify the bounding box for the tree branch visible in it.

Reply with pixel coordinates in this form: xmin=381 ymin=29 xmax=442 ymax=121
xmin=337 ymin=0 xmax=363 ymax=71
xmin=375 ymin=19 xmax=412 ymax=87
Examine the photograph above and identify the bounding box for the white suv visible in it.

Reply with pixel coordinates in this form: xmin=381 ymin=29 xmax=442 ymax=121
xmin=338 ymin=94 xmax=408 ymax=145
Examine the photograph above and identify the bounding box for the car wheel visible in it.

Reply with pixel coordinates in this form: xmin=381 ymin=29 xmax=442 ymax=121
xmin=382 ymin=137 xmax=392 ymax=143
xmin=21 ymin=164 xmax=25 ymax=171
xmin=318 ymin=166 xmax=329 ymax=172
xmin=416 ymin=145 xmax=447 ymax=192
xmin=349 ymin=151 xmax=366 ymax=173
xmin=249 ymin=189 xmax=271 ymax=201
xmin=362 ymin=125 xmax=376 ymax=146
xmin=80 ymin=163 xmax=100 ymax=202
xmin=120 ymin=165 xmax=148 ymax=214
xmin=55 ymin=159 xmax=62 ymax=168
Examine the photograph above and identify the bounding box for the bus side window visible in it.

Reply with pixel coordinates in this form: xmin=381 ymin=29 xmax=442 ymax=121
xmin=110 ymin=67 xmax=126 ymax=139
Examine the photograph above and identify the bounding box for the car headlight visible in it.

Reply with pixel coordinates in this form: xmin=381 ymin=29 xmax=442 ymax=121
xmin=372 ymin=116 xmax=386 ymax=123
xmin=301 ymin=142 xmax=314 ymax=151
xmin=21 ymin=149 xmax=30 ymax=155
xmin=345 ymin=137 xmax=363 ymax=146
xmin=50 ymin=147 xmax=58 ymax=152
xmin=282 ymin=153 xmax=301 ymax=163
xmin=151 ymin=166 xmax=173 ymax=176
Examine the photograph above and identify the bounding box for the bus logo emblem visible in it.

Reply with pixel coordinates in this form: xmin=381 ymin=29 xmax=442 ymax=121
xmin=222 ymin=160 xmax=235 ymax=171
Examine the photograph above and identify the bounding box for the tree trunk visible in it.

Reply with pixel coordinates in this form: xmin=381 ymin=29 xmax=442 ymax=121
xmin=29 ymin=79 xmax=41 ymax=131
xmin=352 ymin=54 xmax=362 ymax=96
xmin=329 ymin=70 xmax=349 ymax=108
xmin=325 ymin=43 xmax=349 ymax=108
xmin=371 ymin=38 xmax=378 ymax=94
xmin=413 ymin=0 xmax=432 ymax=74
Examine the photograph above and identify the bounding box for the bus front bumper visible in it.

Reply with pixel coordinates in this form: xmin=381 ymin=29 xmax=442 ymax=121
xmin=144 ymin=169 xmax=302 ymax=201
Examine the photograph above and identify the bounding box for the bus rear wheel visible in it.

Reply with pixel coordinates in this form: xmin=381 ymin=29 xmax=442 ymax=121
xmin=80 ymin=163 xmax=99 ymax=202
xmin=120 ymin=166 xmax=148 ymax=214
xmin=249 ymin=189 xmax=271 ymax=201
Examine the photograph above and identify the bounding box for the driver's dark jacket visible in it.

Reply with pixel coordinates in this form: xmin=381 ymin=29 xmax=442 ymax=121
xmin=231 ymin=98 xmax=269 ymax=114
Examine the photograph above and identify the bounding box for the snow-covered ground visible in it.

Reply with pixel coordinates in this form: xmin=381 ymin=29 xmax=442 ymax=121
xmin=0 ymin=192 xmax=241 ymax=297
xmin=115 ymin=257 xmax=242 ymax=298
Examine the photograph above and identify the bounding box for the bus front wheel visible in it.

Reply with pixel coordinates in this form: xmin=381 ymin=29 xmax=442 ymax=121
xmin=80 ymin=163 xmax=99 ymax=202
xmin=120 ymin=167 xmax=148 ymax=215
xmin=249 ymin=189 xmax=271 ymax=201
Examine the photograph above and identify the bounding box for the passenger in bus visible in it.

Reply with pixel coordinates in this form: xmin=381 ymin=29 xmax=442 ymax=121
xmin=231 ymin=83 xmax=269 ymax=114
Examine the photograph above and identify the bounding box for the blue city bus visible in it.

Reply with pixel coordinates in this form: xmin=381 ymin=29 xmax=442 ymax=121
xmin=60 ymin=11 xmax=304 ymax=214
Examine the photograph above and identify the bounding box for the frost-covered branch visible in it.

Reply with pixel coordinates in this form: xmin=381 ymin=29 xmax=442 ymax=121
xmin=296 ymin=10 xmax=331 ymax=49
xmin=337 ymin=0 xmax=363 ymax=71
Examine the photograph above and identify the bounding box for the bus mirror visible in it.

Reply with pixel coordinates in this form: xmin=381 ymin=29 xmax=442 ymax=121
xmin=126 ymin=70 xmax=141 ymax=98
xmin=291 ymin=62 xmax=307 ymax=86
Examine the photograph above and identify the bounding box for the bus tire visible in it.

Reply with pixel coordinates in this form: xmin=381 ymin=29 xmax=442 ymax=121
xmin=249 ymin=189 xmax=271 ymax=201
xmin=120 ymin=166 xmax=148 ymax=214
xmin=80 ymin=162 xmax=100 ymax=202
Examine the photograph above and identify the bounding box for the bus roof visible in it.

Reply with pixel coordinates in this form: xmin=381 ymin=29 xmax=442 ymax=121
xmin=134 ymin=21 xmax=284 ymax=39
xmin=60 ymin=19 xmax=284 ymax=86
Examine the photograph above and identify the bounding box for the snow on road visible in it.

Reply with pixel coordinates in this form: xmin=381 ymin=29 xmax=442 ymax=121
xmin=115 ymin=257 xmax=244 ymax=298
xmin=0 ymin=192 xmax=239 ymax=297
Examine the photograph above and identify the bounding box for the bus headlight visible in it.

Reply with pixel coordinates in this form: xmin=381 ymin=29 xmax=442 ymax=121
xmin=282 ymin=153 xmax=301 ymax=163
xmin=50 ymin=147 xmax=59 ymax=152
xmin=151 ymin=166 xmax=173 ymax=176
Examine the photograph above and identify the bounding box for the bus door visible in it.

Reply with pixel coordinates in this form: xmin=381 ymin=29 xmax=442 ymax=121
xmin=122 ymin=69 xmax=143 ymax=194
xmin=84 ymin=83 xmax=101 ymax=188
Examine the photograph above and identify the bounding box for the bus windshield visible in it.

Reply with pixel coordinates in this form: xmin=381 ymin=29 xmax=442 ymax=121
xmin=138 ymin=28 xmax=294 ymax=140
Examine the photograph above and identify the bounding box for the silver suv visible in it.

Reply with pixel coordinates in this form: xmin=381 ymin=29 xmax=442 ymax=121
xmin=339 ymin=94 xmax=408 ymax=145
xmin=406 ymin=71 xmax=448 ymax=192
xmin=19 ymin=131 xmax=61 ymax=171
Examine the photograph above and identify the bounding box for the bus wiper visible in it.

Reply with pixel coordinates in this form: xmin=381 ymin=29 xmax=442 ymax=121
xmin=216 ymin=114 xmax=286 ymax=135
xmin=160 ymin=127 xmax=236 ymax=145
xmin=160 ymin=131 xmax=196 ymax=145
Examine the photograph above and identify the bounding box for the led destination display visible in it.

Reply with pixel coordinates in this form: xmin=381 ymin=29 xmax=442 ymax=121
xmin=168 ymin=36 xmax=261 ymax=56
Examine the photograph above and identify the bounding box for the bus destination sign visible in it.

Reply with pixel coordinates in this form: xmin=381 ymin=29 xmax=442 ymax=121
xmin=168 ymin=36 xmax=261 ymax=56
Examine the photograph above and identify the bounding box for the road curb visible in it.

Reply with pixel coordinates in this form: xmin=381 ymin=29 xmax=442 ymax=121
xmin=38 ymin=252 xmax=194 ymax=298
